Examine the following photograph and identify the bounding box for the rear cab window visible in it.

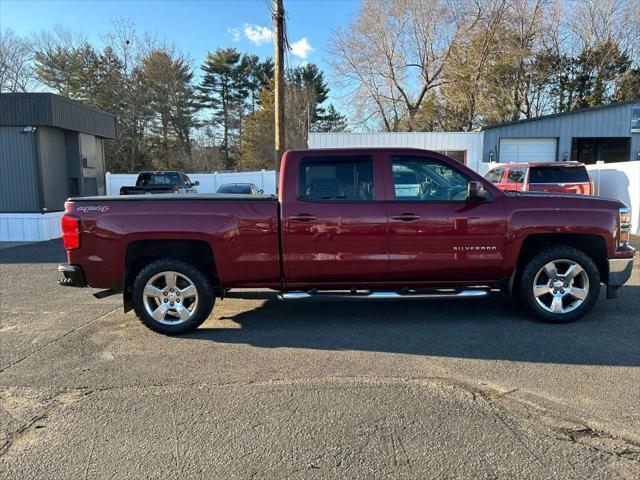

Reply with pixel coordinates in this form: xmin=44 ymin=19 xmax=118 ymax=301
xmin=299 ymin=156 xmax=374 ymax=201
xmin=528 ymin=166 xmax=590 ymax=184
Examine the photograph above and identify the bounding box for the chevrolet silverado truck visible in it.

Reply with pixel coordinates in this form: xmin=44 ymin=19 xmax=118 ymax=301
xmin=58 ymin=148 xmax=634 ymax=335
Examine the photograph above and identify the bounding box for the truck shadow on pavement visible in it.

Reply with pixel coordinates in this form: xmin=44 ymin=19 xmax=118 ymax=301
xmin=0 ymin=240 xmax=66 ymax=264
xmin=185 ymin=288 xmax=640 ymax=367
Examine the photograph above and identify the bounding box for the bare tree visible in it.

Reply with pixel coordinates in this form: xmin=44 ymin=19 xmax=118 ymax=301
xmin=503 ymin=0 xmax=548 ymax=120
xmin=329 ymin=0 xmax=464 ymax=131
xmin=0 ymin=28 xmax=36 ymax=93
xmin=567 ymin=0 xmax=640 ymax=55
xmin=438 ymin=0 xmax=510 ymax=130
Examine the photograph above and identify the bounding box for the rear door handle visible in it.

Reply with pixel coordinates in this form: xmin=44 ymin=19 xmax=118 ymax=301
xmin=290 ymin=214 xmax=317 ymax=222
xmin=391 ymin=214 xmax=420 ymax=222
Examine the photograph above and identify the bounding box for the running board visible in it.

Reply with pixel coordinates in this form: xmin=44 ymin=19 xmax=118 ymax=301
xmin=279 ymin=289 xmax=490 ymax=300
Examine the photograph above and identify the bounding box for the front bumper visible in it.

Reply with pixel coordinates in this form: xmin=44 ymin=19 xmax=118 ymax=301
xmin=57 ymin=264 xmax=86 ymax=288
xmin=606 ymin=257 xmax=634 ymax=298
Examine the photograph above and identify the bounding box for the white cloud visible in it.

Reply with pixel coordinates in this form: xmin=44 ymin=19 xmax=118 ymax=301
xmin=227 ymin=27 xmax=240 ymax=42
xmin=289 ymin=37 xmax=313 ymax=59
xmin=243 ymin=24 xmax=273 ymax=46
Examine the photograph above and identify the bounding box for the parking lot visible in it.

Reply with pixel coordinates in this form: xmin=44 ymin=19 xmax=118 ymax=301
xmin=1 ymin=240 xmax=639 ymax=479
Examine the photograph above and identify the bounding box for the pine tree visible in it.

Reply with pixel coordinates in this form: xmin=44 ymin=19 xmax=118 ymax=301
xmin=34 ymin=41 xmax=98 ymax=100
xmin=199 ymin=48 xmax=245 ymax=169
xmin=312 ymin=104 xmax=348 ymax=132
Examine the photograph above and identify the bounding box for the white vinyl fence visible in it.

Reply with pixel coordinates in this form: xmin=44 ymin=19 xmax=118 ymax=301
xmin=105 ymin=170 xmax=277 ymax=196
xmin=586 ymin=161 xmax=640 ymax=234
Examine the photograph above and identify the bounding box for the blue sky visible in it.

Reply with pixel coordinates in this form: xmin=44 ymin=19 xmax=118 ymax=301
xmin=0 ymin=0 xmax=360 ymax=104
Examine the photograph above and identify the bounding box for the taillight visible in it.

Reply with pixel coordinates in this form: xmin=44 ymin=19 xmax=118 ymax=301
xmin=61 ymin=215 xmax=80 ymax=250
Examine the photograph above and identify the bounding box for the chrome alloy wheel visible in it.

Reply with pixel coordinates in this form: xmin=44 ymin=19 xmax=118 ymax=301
xmin=533 ymin=259 xmax=589 ymax=314
xmin=142 ymin=271 xmax=199 ymax=325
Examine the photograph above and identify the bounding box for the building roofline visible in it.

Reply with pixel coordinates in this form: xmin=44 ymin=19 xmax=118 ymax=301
xmin=0 ymin=92 xmax=117 ymax=138
xmin=0 ymin=92 xmax=116 ymax=119
xmin=482 ymin=98 xmax=640 ymax=130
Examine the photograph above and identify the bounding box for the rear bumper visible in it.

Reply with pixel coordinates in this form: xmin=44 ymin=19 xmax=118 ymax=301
xmin=57 ymin=264 xmax=86 ymax=288
xmin=606 ymin=257 xmax=634 ymax=298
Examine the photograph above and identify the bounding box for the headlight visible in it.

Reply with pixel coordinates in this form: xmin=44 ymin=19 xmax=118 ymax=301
xmin=619 ymin=207 xmax=631 ymax=245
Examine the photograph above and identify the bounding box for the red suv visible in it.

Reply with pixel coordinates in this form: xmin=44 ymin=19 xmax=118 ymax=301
xmin=484 ymin=162 xmax=594 ymax=195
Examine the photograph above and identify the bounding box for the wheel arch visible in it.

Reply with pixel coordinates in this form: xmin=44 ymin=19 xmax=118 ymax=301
xmin=123 ymin=239 xmax=218 ymax=312
xmin=508 ymin=233 xmax=608 ymax=295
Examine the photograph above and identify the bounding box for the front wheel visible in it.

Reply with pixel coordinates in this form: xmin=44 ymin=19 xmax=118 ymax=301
xmin=519 ymin=246 xmax=600 ymax=323
xmin=132 ymin=258 xmax=215 ymax=335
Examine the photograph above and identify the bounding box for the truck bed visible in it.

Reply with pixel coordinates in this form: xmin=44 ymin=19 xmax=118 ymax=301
xmin=65 ymin=194 xmax=281 ymax=289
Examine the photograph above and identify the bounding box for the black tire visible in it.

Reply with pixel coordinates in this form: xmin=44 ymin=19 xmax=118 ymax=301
xmin=518 ymin=245 xmax=600 ymax=323
xmin=132 ymin=258 xmax=215 ymax=335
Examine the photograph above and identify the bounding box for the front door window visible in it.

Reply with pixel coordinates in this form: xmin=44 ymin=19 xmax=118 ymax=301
xmin=392 ymin=156 xmax=470 ymax=202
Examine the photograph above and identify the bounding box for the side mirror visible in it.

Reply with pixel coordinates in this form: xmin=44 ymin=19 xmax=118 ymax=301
xmin=193 ymin=180 xmax=200 ymax=186
xmin=467 ymin=181 xmax=488 ymax=202
xmin=258 ymin=189 xmax=264 ymax=194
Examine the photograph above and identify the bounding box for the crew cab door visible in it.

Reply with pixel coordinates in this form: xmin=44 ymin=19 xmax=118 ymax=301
xmin=384 ymin=153 xmax=506 ymax=281
xmin=281 ymin=152 xmax=388 ymax=285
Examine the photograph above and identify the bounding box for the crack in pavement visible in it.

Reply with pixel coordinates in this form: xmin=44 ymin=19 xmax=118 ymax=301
xmin=0 ymin=306 xmax=120 ymax=374
xmin=2 ymin=374 xmax=639 ymax=468
xmin=0 ymin=388 xmax=90 ymax=458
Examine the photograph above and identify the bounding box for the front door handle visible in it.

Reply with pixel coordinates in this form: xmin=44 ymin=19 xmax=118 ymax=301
xmin=290 ymin=214 xmax=317 ymax=222
xmin=391 ymin=214 xmax=420 ymax=222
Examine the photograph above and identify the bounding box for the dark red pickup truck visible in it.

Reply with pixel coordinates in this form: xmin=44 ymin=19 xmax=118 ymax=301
xmin=58 ymin=148 xmax=634 ymax=334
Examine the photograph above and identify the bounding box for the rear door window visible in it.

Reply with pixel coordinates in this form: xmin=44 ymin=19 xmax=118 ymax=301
xmin=506 ymin=167 xmax=526 ymax=184
xmin=299 ymin=156 xmax=374 ymax=201
xmin=528 ymin=166 xmax=590 ymax=183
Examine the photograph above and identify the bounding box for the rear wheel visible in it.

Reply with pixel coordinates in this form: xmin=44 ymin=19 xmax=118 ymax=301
xmin=519 ymin=246 xmax=600 ymax=323
xmin=132 ymin=258 xmax=215 ymax=335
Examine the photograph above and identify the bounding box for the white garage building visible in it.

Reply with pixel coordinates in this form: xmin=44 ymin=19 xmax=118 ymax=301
xmin=308 ymin=132 xmax=485 ymax=173
xmin=483 ymin=100 xmax=640 ymax=165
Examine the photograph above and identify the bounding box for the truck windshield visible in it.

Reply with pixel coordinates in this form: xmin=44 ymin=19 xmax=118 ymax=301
xmin=529 ymin=166 xmax=589 ymax=184
xmin=217 ymin=184 xmax=253 ymax=194
xmin=137 ymin=172 xmax=182 ymax=186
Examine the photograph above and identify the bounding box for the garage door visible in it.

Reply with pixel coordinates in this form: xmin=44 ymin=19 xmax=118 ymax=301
xmin=499 ymin=138 xmax=557 ymax=163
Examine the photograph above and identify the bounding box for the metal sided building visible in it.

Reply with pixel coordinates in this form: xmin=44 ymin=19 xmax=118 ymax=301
xmin=0 ymin=93 xmax=117 ymax=241
xmin=308 ymin=132 xmax=484 ymax=172
xmin=482 ymin=99 xmax=640 ymax=166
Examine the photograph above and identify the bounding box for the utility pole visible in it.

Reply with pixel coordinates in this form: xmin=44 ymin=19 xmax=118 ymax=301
xmin=273 ymin=0 xmax=285 ymax=174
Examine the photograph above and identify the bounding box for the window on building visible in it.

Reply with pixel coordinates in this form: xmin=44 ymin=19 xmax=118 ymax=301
xmin=435 ymin=150 xmax=466 ymax=164
xmin=299 ymin=156 xmax=374 ymax=201
xmin=571 ymin=138 xmax=630 ymax=164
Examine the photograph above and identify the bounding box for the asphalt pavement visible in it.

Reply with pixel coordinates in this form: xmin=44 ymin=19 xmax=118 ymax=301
xmin=0 ymin=240 xmax=639 ymax=479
